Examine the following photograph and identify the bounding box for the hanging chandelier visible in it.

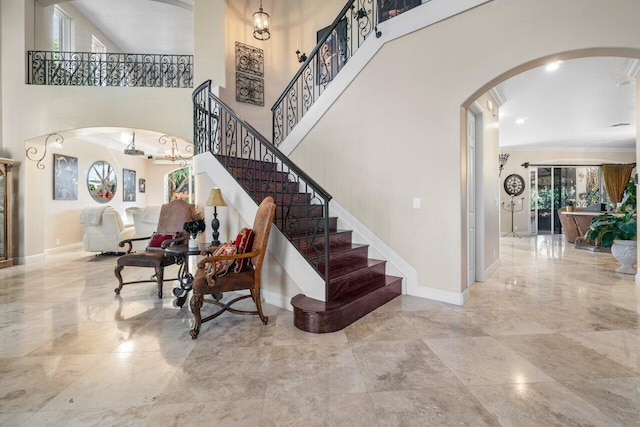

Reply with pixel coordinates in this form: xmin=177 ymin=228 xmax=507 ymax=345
xmin=253 ymin=0 xmax=270 ymax=41
xmin=158 ymin=134 xmax=193 ymax=167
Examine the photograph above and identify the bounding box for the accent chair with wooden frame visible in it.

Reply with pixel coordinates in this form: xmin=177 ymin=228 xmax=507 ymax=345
xmin=114 ymin=199 xmax=194 ymax=298
xmin=189 ymin=196 xmax=276 ymax=339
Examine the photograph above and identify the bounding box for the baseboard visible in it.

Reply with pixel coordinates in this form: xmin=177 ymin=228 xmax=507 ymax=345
xmin=16 ymin=253 xmax=46 ymax=265
xmin=45 ymin=242 xmax=83 ymax=255
xmin=485 ymin=258 xmax=500 ymax=279
xmin=408 ymin=284 xmax=469 ymax=306
xmin=261 ymin=289 xmax=293 ymax=312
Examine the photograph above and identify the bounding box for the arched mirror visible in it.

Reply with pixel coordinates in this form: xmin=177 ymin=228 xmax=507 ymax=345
xmin=87 ymin=161 xmax=117 ymax=203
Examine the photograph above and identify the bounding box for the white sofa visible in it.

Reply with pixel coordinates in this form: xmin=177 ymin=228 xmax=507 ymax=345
xmin=130 ymin=205 xmax=161 ymax=251
xmin=81 ymin=206 xmax=135 ymax=254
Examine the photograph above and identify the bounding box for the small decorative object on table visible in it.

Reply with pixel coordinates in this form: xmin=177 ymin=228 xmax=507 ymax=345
xmin=566 ymin=200 xmax=576 ymax=212
xmin=184 ymin=205 xmax=205 ymax=249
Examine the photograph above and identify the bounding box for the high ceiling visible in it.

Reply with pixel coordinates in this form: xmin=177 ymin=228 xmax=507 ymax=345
xmin=496 ymin=56 xmax=638 ymax=151
xmin=41 ymin=3 xmax=638 ymax=154
xmin=68 ymin=0 xmax=193 ymax=55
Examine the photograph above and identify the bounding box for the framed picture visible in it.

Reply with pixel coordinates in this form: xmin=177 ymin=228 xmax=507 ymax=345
xmin=123 ymin=169 xmax=136 ymax=202
xmin=378 ymin=0 xmax=421 ymax=23
xmin=53 ymin=154 xmax=78 ymax=200
xmin=139 ymin=178 xmax=146 ymax=193
xmin=316 ymin=18 xmax=348 ymax=85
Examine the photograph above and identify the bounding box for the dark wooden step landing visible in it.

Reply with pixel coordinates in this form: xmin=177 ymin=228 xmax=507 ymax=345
xmin=292 ymin=276 xmax=402 ymax=334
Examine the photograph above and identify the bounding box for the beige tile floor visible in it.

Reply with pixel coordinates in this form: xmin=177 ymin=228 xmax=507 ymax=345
xmin=0 ymin=235 xmax=639 ymax=426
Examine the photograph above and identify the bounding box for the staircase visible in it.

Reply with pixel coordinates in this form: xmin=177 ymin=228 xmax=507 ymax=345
xmin=193 ymin=80 xmax=401 ymax=333
xmin=217 ymin=154 xmax=402 ymax=333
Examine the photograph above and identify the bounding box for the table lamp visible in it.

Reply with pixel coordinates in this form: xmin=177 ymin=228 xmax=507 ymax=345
xmin=206 ymin=187 xmax=227 ymax=246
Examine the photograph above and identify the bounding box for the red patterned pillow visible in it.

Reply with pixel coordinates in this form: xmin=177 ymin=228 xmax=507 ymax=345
xmin=205 ymin=241 xmax=237 ymax=279
xmin=233 ymin=227 xmax=255 ymax=273
xmin=147 ymin=232 xmax=178 ymax=249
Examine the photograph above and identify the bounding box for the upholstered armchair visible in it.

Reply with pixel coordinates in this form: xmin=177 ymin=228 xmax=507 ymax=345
xmin=81 ymin=206 xmax=134 ymax=255
xmin=189 ymin=196 xmax=276 ymax=339
xmin=114 ymin=199 xmax=194 ymax=298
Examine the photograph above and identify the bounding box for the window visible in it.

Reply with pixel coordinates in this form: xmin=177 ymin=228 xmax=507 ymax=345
xmin=91 ymin=36 xmax=106 ymax=53
xmin=52 ymin=7 xmax=73 ymax=52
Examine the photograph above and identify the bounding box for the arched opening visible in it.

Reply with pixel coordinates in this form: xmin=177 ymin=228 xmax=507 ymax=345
xmin=24 ymin=127 xmax=193 ymax=255
xmin=461 ymin=49 xmax=639 ymax=289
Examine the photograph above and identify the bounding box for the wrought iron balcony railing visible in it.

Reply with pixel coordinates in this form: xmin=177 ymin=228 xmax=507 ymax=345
xmin=272 ymin=0 xmax=426 ymax=146
xmin=27 ymin=51 xmax=193 ymax=88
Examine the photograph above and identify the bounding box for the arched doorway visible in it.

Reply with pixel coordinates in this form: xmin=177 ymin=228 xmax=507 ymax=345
xmin=461 ymin=50 xmax=639 ymax=290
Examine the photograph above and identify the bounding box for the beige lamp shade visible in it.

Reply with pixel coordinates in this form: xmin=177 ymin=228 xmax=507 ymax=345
xmin=206 ymin=187 xmax=227 ymax=207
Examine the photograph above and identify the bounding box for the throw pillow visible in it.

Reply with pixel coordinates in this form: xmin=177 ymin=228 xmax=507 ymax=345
xmin=233 ymin=227 xmax=255 ymax=273
xmin=205 ymin=241 xmax=237 ymax=279
xmin=147 ymin=232 xmax=178 ymax=249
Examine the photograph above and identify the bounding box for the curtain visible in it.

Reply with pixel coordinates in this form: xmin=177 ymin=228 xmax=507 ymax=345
xmin=602 ymin=163 xmax=635 ymax=203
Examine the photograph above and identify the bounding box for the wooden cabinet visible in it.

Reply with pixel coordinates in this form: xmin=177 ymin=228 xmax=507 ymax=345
xmin=0 ymin=158 xmax=13 ymax=269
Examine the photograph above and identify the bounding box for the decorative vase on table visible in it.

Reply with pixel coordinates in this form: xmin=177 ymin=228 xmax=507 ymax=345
xmin=188 ymin=236 xmax=199 ymax=249
xmin=611 ymin=239 xmax=637 ymax=274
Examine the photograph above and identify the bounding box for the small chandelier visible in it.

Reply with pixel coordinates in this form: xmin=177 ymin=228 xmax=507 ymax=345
xmin=158 ymin=134 xmax=193 ymax=167
xmin=253 ymin=0 xmax=270 ymax=41
xmin=498 ymin=153 xmax=510 ymax=176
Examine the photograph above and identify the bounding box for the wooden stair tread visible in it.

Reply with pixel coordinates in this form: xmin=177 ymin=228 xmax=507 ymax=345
xmin=329 ymin=258 xmax=385 ymax=281
xmin=291 ymin=276 xmax=402 ymax=333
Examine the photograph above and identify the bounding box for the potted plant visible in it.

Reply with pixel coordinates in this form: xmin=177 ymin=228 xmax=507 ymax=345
xmin=566 ymin=200 xmax=576 ymax=212
xmin=585 ymin=208 xmax=637 ymax=274
xmin=618 ymin=180 xmax=636 ymax=212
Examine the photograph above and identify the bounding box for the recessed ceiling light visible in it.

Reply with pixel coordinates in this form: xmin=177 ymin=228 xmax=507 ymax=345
xmin=545 ymin=61 xmax=561 ymax=72
xmin=516 ymin=118 xmax=527 ymax=125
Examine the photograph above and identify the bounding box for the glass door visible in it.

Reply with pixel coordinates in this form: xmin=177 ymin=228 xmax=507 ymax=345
xmin=536 ymin=167 xmax=553 ymax=234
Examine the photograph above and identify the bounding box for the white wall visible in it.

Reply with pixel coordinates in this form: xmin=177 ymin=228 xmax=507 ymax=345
xmin=289 ymin=0 xmax=640 ymax=296
xmin=498 ymin=150 xmax=636 ymax=235
xmin=218 ymin=0 xmax=345 ymax=138
xmin=35 ymin=2 xmax=122 ymax=52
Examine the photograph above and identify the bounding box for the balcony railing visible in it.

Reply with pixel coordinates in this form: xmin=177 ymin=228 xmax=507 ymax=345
xmin=272 ymin=0 xmax=426 ymax=146
xmin=26 ymin=51 xmax=193 ymax=88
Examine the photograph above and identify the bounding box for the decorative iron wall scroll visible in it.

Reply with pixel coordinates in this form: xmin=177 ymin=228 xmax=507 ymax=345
xmin=235 ymin=42 xmax=265 ymax=106
xmin=236 ymin=73 xmax=264 ymax=106
xmin=235 ymin=42 xmax=264 ymax=77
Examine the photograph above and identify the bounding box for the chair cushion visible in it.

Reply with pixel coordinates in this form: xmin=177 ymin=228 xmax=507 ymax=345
xmin=205 ymin=242 xmax=237 ymax=279
xmin=148 ymin=232 xmax=178 ymax=248
xmin=232 ymin=227 xmax=255 ymax=273
xmin=116 ymin=251 xmax=168 ymax=268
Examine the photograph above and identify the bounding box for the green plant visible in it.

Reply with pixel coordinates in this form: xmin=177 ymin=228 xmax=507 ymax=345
xmin=585 ymin=209 xmax=637 ymax=247
xmin=619 ymin=180 xmax=636 ymax=212
xmin=183 ymin=219 xmax=205 ymax=239
xmin=566 ymin=200 xmax=575 ymax=207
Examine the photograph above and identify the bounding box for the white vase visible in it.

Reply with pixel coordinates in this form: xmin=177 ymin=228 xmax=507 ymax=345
xmin=611 ymin=239 xmax=637 ymax=274
xmin=188 ymin=237 xmax=199 ymax=249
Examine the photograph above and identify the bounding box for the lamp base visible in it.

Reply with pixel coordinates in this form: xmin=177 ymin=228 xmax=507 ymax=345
xmin=211 ymin=208 xmax=221 ymax=247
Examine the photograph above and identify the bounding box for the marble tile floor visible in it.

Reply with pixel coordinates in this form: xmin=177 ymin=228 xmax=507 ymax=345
xmin=0 ymin=235 xmax=639 ymax=426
